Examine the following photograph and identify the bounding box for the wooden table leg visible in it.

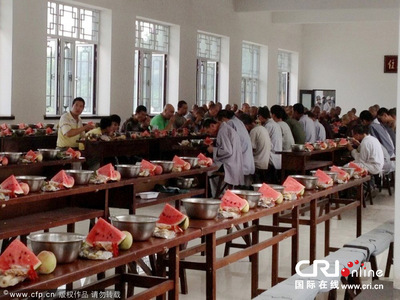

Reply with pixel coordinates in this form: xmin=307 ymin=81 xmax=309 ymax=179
xmin=356 ymin=184 xmax=363 ymax=237
xmin=325 ymin=197 xmax=331 ymax=257
xmin=291 ymin=206 xmax=299 ymax=275
xmin=310 ymin=199 xmax=317 ymax=263
xmin=168 ymin=246 xmax=179 ymax=300
xmin=272 ymin=214 xmax=279 ymax=286
xmin=206 ymin=233 xmax=216 ymax=300
xmin=251 ymin=219 xmax=260 ymax=298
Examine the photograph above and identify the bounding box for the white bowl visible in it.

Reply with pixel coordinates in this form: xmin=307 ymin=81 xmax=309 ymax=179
xmin=137 ymin=192 xmax=159 ymax=199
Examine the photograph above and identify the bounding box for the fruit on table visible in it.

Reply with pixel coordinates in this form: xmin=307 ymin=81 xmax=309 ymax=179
xmin=204 ymin=137 xmax=213 ymax=146
xmin=140 ymin=159 xmax=157 ymax=176
xmin=0 ymin=175 xmax=25 ymax=197
xmin=50 ymin=170 xmax=75 ymax=189
xmin=197 ymin=153 xmax=213 ymax=167
xmin=330 ymin=165 xmax=350 ymax=182
xmin=157 ymin=203 xmax=189 ymax=232
xmin=19 ymin=182 xmax=30 ymax=195
xmin=258 ymin=183 xmax=284 ymax=205
xmin=97 ymin=163 xmax=121 ymax=181
xmin=220 ymin=189 xmax=249 ymax=213
xmin=172 ymin=155 xmax=190 ymax=172
xmin=282 ymin=176 xmax=305 ymax=200
xmin=86 ymin=218 xmax=126 ymax=257
xmin=119 ymin=231 xmax=133 ymax=250
xmin=65 ymin=147 xmax=81 ymax=159
xmin=37 ymin=251 xmax=57 ymax=275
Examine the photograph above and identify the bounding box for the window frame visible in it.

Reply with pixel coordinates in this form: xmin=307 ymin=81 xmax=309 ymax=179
xmin=241 ymin=43 xmax=260 ymax=106
xmin=277 ymin=51 xmax=292 ymax=106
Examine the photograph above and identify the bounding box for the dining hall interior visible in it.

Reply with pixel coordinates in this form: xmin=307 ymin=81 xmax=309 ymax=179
xmin=0 ymin=0 xmax=400 ymax=299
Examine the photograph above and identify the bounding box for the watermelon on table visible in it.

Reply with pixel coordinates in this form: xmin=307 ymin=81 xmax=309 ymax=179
xmin=50 ymin=170 xmax=75 ymax=188
xmin=172 ymin=155 xmax=190 ymax=172
xmin=0 ymin=123 xmax=8 ymax=130
xmin=1 ymin=175 xmax=24 ymax=197
xmin=25 ymin=127 xmax=34 ymax=136
xmin=220 ymin=190 xmax=249 ymax=213
xmin=258 ymin=183 xmax=283 ymax=204
xmin=315 ymin=169 xmax=334 ymax=189
xmin=330 ymin=165 xmax=350 ymax=183
xmin=24 ymin=150 xmax=42 ymax=162
xmin=0 ymin=239 xmax=41 ymax=284
xmin=3 ymin=128 xmax=13 ymax=136
xmin=157 ymin=203 xmax=189 ymax=232
xmin=319 ymin=141 xmax=328 ymax=150
xmin=66 ymin=148 xmax=81 ymax=159
xmin=339 ymin=138 xmax=348 ymax=146
xmin=197 ymin=153 xmax=213 ymax=167
xmin=85 ymin=218 xmax=126 ymax=256
xmin=18 ymin=123 xmax=26 ymax=129
xmin=305 ymin=143 xmax=314 ymax=152
xmin=282 ymin=177 xmax=305 ymax=200
xmin=45 ymin=127 xmax=53 ymax=135
xmin=97 ymin=163 xmax=121 ymax=181
xmin=348 ymin=162 xmax=368 ymax=177
xmin=36 ymin=122 xmax=44 ymax=129
xmin=140 ymin=159 xmax=157 ymax=176
xmin=203 ymin=137 xmax=213 ymax=146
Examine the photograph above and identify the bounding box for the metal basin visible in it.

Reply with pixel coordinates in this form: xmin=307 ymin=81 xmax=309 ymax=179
xmin=310 ymin=170 xmax=338 ymax=182
xmin=151 ymin=160 xmax=174 ymax=173
xmin=65 ymin=170 xmax=93 ymax=185
xmin=1 ymin=152 xmax=23 ymax=164
xmin=291 ymin=144 xmax=305 ymax=152
xmin=37 ymin=149 xmax=60 ymax=160
xmin=176 ymin=177 xmax=196 ymax=189
xmin=15 ymin=176 xmax=46 ymax=192
xmin=180 ymin=157 xmax=199 ymax=168
xmin=110 ymin=215 xmax=158 ymax=241
xmin=339 ymin=167 xmax=355 ymax=178
xmin=28 ymin=232 xmax=85 ymax=264
xmin=115 ymin=164 xmax=140 ymax=178
xmin=289 ymin=175 xmax=318 ymax=190
xmin=230 ymin=189 xmax=261 ymax=208
xmin=181 ymin=198 xmax=221 ymax=219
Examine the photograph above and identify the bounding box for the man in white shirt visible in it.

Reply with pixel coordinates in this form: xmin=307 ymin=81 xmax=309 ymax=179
xmin=241 ymin=114 xmax=272 ymax=183
xmin=347 ymin=125 xmax=384 ymax=175
xmin=293 ymin=103 xmax=316 ymax=143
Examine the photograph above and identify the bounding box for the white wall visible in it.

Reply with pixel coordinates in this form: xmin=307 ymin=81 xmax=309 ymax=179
xmin=4 ymin=0 xmax=303 ymax=123
xmin=300 ymin=21 xmax=398 ymax=114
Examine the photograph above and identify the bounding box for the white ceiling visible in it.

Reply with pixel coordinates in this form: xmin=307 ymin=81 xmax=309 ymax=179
xmin=233 ymin=0 xmax=400 ymax=23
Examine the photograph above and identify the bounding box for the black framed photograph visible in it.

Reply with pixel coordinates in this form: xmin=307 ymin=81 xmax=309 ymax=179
xmin=313 ymin=89 xmax=336 ymax=112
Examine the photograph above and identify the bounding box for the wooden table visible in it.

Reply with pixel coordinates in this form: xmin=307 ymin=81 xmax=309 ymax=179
xmin=0 ymin=229 xmax=202 ymax=300
xmin=278 ymin=147 xmax=350 ymax=182
xmin=277 ymin=176 xmax=369 ymax=263
xmin=0 ymin=135 xmax=57 ymax=152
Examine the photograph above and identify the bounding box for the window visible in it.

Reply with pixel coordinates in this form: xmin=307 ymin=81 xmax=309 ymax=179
xmin=241 ymin=43 xmax=260 ymax=106
xmin=46 ymin=2 xmax=99 ymax=115
xmin=134 ymin=20 xmax=169 ymax=115
xmin=277 ymin=51 xmax=291 ymax=106
xmin=196 ymin=33 xmax=221 ymax=106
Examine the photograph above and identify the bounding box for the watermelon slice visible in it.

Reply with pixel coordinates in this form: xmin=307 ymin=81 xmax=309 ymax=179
xmin=282 ymin=177 xmax=305 ymax=200
xmin=348 ymin=162 xmax=368 ymax=177
xmin=197 ymin=153 xmax=213 ymax=167
xmin=0 ymin=239 xmax=41 ymax=282
xmin=18 ymin=123 xmax=27 ymax=129
xmin=141 ymin=130 xmax=151 ymax=137
xmin=326 ymin=140 xmax=337 ymax=148
xmin=0 ymin=123 xmax=8 ymax=130
xmin=330 ymin=165 xmax=350 ymax=183
xmin=24 ymin=150 xmax=42 ymax=162
xmin=319 ymin=141 xmax=328 ymax=150
xmin=258 ymin=183 xmax=283 ymax=204
xmin=172 ymin=155 xmax=190 ymax=172
xmin=339 ymin=138 xmax=348 ymax=146
xmin=1 ymin=175 xmax=24 ymax=197
xmin=305 ymin=143 xmax=314 ymax=152
xmin=85 ymin=218 xmax=126 ymax=257
xmin=46 ymin=127 xmax=53 ymax=135
xmin=3 ymin=128 xmax=12 ymax=136
xmin=66 ymin=147 xmax=81 ymax=159
xmin=0 ymin=155 xmax=8 ymax=166
xmin=204 ymin=137 xmax=213 ymax=146
xmin=315 ymin=169 xmax=334 ymax=188
xmin=157 ymin=203 xmax=189 ymax=231
xmin=97 ymin=163 xmax=121 ymax=181
xmin=50 ymin=170 xmax=75 ymax=188
xmin=25 ymin=127 xmax=34 ymax=135
xmin=221 ymin=190 xmax=249 ymax=213
xmin=140 ymin=159 xmax=157 ymax=176
xmin=36 ymin=122 xmax=44 ymax=129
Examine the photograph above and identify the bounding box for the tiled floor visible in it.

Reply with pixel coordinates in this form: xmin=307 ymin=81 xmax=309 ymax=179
xmin=45 ymin=188 xmax=395 ymax=299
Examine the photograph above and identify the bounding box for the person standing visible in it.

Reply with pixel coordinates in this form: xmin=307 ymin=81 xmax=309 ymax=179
xmin=57 ymin=97 xmax=95 ymax=150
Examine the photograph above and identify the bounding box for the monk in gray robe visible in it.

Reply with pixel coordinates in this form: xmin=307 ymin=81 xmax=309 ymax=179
xmin=204 ymin=119 xmax=244 ymax=186
xmin=218 ymin=110 xmax=255 ymax=178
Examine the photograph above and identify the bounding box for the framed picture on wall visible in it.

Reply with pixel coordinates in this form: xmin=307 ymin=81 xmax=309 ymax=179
xmin=313 ymin=89 xmax=336 ymax=112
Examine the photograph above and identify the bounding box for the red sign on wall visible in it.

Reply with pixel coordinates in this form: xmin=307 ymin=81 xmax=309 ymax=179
xmin=384 ymin=55 xmax=397 ymax=73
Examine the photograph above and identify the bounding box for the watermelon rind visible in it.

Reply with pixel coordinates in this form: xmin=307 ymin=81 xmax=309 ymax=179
xmin=1 ymin=175 xmax=24 ymax=195
xmin=86 ymin=218 xmax=126 ymax=247
xmin=157 ymin=203 xmax=188 ymax=226
xmin=0 ymin=239 xmax=41 ymax=272
xmin=50 ymin=170 xmax=74 ymax=188
xmin=220 ymin=190 xmax=249 ymax=212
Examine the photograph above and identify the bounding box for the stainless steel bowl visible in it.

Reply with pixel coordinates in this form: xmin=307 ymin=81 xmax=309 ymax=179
xmin=181 ymin=198 xmax=221 ymax=219
xmin=110 ymin=215 xmax=158 ymax=241
xmin=310 ymin=170 xmax=338 ymax=182
xmin=151 ymin=160 xmax=174 ymax=173
xmin=291 ymin=144 xmax=305 ymax=152
xmin=37 ymin=149 xmax=60 ymax=160
xmin=65 ymin=170 xmax=93 ymax=185
xmin=289 ymin=175 xmax=318 ymax=190
xmin=339 ymin=167 xmax=355 ymax=178
xmin=1 ymin=152 xmax=23 ymax=164
xmin=14 ymin=129 xmax=25 ymax=137
xmin=115 ymin=164 xmax=141 ymax=178
xmin=190 ymin=139 xmax=203 ymax=146
xmin=230 ymin=189 xmax=261 ymax=208
xmin=180 ymin=157 xmax=199 ymax=168
xmin=28 ymin=232 xmax=85 ymax=264
xmin=176 ymin=177 xmax=195 ymax=189
xmin=15 ymin=175 xmax=46 ymax=192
